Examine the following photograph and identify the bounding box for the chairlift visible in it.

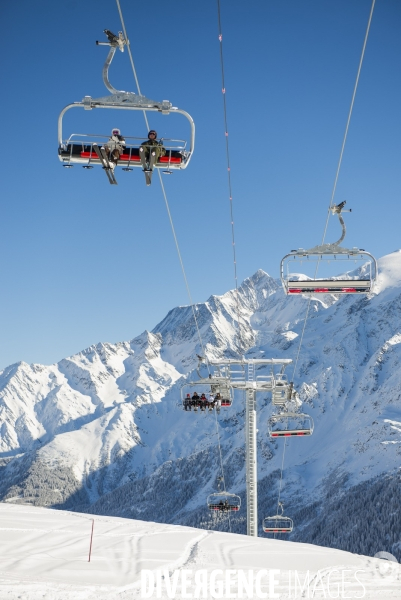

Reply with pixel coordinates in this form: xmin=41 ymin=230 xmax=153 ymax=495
xmin=181 ymin=380 xmax=233 ymax=413
xmin=268 ymin=412 xmax=314 ymax=438
xmin=263 ymin=502 xmax=293 ymax=533
xmin=58 ymin=29 xmax=195 ymax=185
xmin=280 ymin=202 xmax=377 ymax=295
xmin=207 ymin=492 xmax=241 ymax=512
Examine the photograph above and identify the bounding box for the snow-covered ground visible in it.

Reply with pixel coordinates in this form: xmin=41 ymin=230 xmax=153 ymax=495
xmin=0 ymin=503 xmax=399 ymax=599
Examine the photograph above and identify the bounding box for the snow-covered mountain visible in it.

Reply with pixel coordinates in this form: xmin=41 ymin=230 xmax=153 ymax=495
xmin=1 ymin=252 xmax=401 ymax=560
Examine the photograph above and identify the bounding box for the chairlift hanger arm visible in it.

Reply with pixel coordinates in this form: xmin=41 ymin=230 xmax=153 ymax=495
xmin=328 ymin=200 xmax=352 ymax=247
xmin=96 ymin=30 xmax=127 ymax=94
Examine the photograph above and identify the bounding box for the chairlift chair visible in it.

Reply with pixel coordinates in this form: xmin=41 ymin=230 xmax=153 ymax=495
xmin=268 ymin=412 xmax=314 ymax=438
xmin=210 ymin=381 xmax=233 ymax=407
xmin=280 ymin=202 xmax=377 ymax=295
xmin=58 ymin=30 xmax=195 ymax=185
xmin=207 ymin=492 xmax=241 ymax=512
xmin=263 ymin=502 xmax=293 ymax=533
xmin=181 ymin=378 xmax=233 ymax=412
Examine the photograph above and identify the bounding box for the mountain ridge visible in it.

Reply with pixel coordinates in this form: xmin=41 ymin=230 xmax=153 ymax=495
xmin=0 ymin=252 xmax=400 ymax=558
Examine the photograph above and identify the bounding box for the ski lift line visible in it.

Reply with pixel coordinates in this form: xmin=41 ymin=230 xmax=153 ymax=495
xmin=213 ymin=409 xmax=232 ymax=533
xmin=291 ymin=298 xmax=312 ymax=383
xmin=157 ymin=170 xmax=209 ymax=366
xmin=115 ymin=0 xmax=209 ymax=371
xmin=216 ymin=0 xmax=243 ymax=354
xmin=321 ymin=0 xmax=376 ymax=245
xmin=276 ymin=438 xmax=288 ymax=523
xmin=115 ymin=0 xmax=149 ymax=130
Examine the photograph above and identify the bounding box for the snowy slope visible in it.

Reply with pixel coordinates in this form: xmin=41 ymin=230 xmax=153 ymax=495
xmin=0 ymin=503 xmax=400 ymax=600
xmin=0 ymin=252 xmax=401 ymax=558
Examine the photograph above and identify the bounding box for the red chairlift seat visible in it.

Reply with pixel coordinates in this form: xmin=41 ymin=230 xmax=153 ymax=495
xmin=287 ymin=279 xmax=371 ymax=295
xmin=221 ymin=398 xmax=233 ymax=407
xmin=59 ymin=142 xmax=185 ymax=169
xmin=209 ymin=504 xmax=240 ymax=511
xmin=263 ymin=503 xmax=293 ymax=533
xmin=263 ymin=517 xmax=293 ymax=533
xmin=207 ymin=492 xmax=241 ymax=513
xmin=280 ymin=202 xmax=377 ymax=296
xmin=268 ymin=412 xmax=314 ymax=438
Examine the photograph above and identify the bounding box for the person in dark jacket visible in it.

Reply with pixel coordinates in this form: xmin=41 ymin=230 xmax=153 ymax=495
xmin=184 ymin=394 xmax=191 ymax=411
xmin=139 ymin=130 xmax=166 ymax=175
xmin=191 ymin=392 xmax=200 ymax=410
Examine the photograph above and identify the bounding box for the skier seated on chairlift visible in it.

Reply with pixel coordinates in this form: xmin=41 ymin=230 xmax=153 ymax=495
xmin=215 ymin=393 xmax=222 ymax=412
xmin=139 ymin=130 xmax=166 ymax=181
xmin=217 ymin=500 xmax=230 ymax=512
xmin=184 ymin=394 xmax=191 ymax=411
xmin=191 ymin=392 xmax=200 ymax=407
xmin=208 ymin=392 xmax=215 ymax=411
xmin=200 ymin=393 xmax=207 ymax=411
xmin=105 ymin=128 xmax=126 ymax=169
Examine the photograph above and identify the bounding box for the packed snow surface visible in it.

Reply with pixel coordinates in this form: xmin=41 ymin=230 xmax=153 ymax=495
xmin=0 ymin=504 xmax=400 ymax=599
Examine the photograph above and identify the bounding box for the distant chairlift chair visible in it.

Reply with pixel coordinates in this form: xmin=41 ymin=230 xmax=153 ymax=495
xmin=263 ymin=502 xmax=293 ymax=533
xmin=280 ymin=202 xmax=377 ymax=295
xmin=207 ymin=492 xmax=241 ymax=512
xmin=268 ymin=412 xmax=314 ymax=438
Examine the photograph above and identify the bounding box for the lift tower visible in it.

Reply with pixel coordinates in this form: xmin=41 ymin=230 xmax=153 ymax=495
xmin=205 ymin=358 xmax=293 ymax=537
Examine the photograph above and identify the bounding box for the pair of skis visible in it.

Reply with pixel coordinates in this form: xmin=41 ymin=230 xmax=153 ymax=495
xmin=94 ymin=144 xmax=157 ymax=186
xmin=93 ymin=144 xmax=117 ymax=185
xmin=139 ymin=147 xmax=157 ymax=186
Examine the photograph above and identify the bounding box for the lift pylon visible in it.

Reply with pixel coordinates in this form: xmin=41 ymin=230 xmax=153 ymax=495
xmin=201 ymin=358 xmax=293 ymax=537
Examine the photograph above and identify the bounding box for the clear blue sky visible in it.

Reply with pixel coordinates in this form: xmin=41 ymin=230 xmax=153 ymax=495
xmin=1 ymin=0 xmax=400 ymax=369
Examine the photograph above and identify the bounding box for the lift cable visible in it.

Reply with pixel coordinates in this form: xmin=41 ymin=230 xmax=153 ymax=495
xmin=321 ymin=0 xmax=376 ymax=244
xmin=275 ymin=438 xmax=288 ymax=537
xmin=214 ymin=409 xmax=232 ymax=533
xmin=115 ymin=0 xmax=149 ymax=129
xmin=291 ymin=0 xmax=376 ymax=383
xmin=115 ymin=0 xmax=209 ymax=368
xmin=216 ymin=0 xmax=244 ymax=354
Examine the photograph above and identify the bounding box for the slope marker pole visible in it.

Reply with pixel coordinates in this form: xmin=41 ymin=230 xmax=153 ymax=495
xmin=88 ymin=519 xmax=94 ymax=562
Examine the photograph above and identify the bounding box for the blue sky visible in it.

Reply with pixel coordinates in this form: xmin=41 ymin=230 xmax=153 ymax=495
xmin=1 ymin=0 xmax=400 ymax=369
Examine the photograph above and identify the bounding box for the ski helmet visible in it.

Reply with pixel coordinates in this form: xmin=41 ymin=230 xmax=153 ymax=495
xmin=148 ymin=130 xmax=157 ymax=138
xmin=112 ymin=128 xmax=121 ymax=136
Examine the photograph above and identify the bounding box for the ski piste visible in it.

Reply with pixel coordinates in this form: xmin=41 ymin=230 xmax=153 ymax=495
xmin=93 ymin=144 xmax=118 ymax=185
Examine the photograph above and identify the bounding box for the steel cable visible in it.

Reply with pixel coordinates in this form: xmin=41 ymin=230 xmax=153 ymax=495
xmin=216 ymin=0 xmax=244 ymax=354
xmin=214 ymin=408 xmax=232 ymax=533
